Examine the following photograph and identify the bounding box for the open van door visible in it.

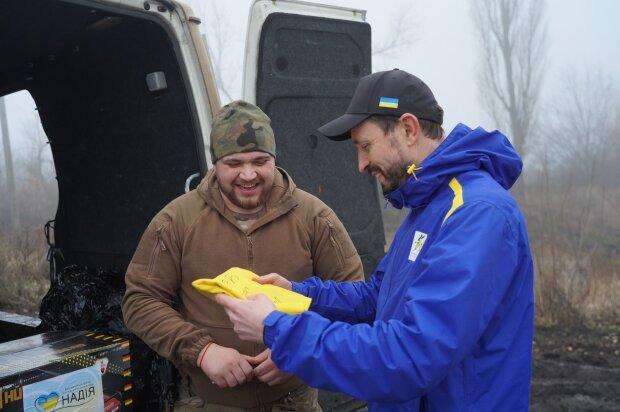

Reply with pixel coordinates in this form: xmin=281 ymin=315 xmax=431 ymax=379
xmin=243 ymin=0 xmax=385 ymax=281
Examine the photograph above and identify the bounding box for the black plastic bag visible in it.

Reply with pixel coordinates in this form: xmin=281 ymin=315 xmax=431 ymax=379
xmin=39 ymin=265 xmax=128 ymax=335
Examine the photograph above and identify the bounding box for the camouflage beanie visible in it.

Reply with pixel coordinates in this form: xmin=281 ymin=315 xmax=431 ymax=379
xmin=210 ymin=100 xmax=276 ymax=163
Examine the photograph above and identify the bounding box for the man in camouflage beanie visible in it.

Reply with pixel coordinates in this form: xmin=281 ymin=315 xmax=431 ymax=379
xmin=123 ymin=99 xmax=364 ymax=411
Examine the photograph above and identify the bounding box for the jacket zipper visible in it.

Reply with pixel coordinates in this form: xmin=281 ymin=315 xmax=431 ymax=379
xmin=147 ymin=225 xmax=167 ymax=276
xmin=246 ymin=236 xmax=254 ymax=270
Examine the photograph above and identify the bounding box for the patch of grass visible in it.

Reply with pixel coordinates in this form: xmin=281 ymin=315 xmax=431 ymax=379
xmin=0 ymin=231 xmax=50 ymax=316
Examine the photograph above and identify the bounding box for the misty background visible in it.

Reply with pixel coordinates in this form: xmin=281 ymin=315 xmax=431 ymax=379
xmin=4 ymin=0 xmax=620 ymax=146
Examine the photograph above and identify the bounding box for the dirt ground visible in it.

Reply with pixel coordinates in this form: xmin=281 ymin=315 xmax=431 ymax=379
xmin=531 ymin=323 xmax=620 ymax=411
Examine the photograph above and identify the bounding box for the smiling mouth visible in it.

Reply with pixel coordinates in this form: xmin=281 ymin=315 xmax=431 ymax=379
xmin=236 ymin=182 xmax=260 ymax=194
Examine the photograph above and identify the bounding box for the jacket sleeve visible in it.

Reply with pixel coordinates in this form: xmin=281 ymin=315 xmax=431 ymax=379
xmin=264 ymin=202 xmax=521 ymax=402
xmin=311 ymin=208 xmax=364 ymax=283
xmin=292 ymin=252 xmax=388 ymax=324
xmin=122 ymin=213 xmax=212 ymax=368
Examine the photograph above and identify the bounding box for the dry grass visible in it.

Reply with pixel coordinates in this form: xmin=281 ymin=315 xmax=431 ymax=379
xmin=533 ymin=247 xmax=620 ymax=326
xmin=524 ymin=182 xmax=619 ymax=326
xmin=0 ymin=230 xmax=50 ymax=316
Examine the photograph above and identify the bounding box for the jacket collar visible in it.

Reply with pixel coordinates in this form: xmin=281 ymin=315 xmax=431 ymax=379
xmin=197 ymin=166 xmax=298 ymax=234
xmin=384 ymin=123 xmax=522 ymax=209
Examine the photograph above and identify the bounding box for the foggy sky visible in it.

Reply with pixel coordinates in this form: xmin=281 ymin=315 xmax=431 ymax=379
xmin=3 ymin=0 xmax=619 ymax=155
xmin=187 ymin=0 xmax=620 ymax=134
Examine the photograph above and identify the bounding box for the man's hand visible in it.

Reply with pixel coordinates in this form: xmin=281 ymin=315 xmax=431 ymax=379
xmin=254 ymin=273 xmax=292 ymax=290
xmin=197 ymin=343 xmax=254 ymax=388
xmin=215 ymin=293 xmax=276 ymax=343
xmin=247 ymin=348 xmax=292 ymax=386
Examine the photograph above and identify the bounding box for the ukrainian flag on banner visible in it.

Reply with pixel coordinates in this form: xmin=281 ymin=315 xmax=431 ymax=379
xmin=379 ymin=96 xmax=399 ymax=109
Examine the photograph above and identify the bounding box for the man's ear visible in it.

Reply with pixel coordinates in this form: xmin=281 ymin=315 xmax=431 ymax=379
xmin=400 ymin=113 xmax=421 ymax=146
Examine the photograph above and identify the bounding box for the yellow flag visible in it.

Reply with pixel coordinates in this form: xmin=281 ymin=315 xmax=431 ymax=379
xmin=192 ymin=267 xmax=311 ymax=315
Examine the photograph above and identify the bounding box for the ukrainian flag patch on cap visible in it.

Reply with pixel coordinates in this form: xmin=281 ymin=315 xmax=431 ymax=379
xmin=379 ymin=96 xmax=399 ymax=109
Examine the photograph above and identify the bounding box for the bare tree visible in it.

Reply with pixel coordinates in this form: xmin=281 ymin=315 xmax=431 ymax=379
xmin=546 ymin=69 xmax=617 ymax=272
xmin=15 ymin=111 xmax=58 ymax=230
xmin=372 ymin=3 xmax=418 ymax=64
xmin=472 ymin=0 xmax=547 ymax=197
xmin=547 ymin=69 xmax=617 ymax=184
xmin=529 ymin=70 xmax=620 ymax=324
xmin=20 ymin=112 xmax=53 ymax=187
xmin=0 ymin=96 xmax=19 ymax=234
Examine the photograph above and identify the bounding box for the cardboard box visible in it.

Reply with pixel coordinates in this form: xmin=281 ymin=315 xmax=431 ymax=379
xmin=0 ymin=331 xmax=132 ymax=411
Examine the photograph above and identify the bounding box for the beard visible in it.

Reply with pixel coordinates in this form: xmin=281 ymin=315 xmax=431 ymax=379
xmin=219 ymin=179 xmax=272 ymax=211
xmin=367 ymin=163 xmax=409 ymax=195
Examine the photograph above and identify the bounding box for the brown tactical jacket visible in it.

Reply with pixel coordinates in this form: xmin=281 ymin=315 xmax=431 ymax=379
xmin=122 ymin=167 xmax=363 ymax=408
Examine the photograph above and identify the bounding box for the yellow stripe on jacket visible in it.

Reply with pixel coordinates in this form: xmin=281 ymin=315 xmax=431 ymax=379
xmin=442 ymin=178 xmax=463 ymax=224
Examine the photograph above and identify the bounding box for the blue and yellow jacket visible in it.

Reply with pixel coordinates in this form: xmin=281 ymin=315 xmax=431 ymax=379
xmin=263 ymin=124 xmax=534 ymax=411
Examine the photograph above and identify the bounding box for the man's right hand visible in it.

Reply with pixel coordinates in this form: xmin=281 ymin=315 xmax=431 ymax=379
xmin=198 ymin=343 xmax=254 ymax=388
xmin=254 ymin=273 xmax=292 ymax=290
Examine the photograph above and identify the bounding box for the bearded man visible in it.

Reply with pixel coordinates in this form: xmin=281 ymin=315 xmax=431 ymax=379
xmin=122 ymin=100 xmax=363 ymax=411
xmin=216 ymin=70 xmax=534 ymax=412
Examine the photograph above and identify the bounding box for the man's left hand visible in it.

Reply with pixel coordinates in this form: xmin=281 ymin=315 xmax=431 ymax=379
xmin=215 ymin=293 xmax=276 ymax=343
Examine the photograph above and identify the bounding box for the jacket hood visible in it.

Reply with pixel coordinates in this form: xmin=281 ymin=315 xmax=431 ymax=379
xmin=385 ymin=123 xmax=522 ymax=209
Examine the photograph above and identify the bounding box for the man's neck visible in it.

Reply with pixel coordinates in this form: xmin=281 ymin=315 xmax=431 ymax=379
xmin=220 ymin=190 xmax=265 ymax=214
xmin=413 ymin=135 xmax=445 ymax=165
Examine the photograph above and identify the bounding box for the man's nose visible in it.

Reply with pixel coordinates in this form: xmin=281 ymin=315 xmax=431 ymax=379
xmin=358 ymin=154 xmax=369 ymax=174
xmin=240 ymin=165 xmax=257 ymax=180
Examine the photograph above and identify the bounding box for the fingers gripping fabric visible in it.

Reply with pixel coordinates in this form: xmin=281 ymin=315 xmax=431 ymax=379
xmin=193 ymin=267 xmax=311 ymax=315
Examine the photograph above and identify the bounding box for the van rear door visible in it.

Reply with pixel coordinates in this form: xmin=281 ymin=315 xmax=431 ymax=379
xmin=244 ymin=0 xmax=385 ymax=281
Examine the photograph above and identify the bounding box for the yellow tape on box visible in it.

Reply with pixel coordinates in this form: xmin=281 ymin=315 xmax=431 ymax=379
xmin=192 ymin=267 xmax=311 ymax=315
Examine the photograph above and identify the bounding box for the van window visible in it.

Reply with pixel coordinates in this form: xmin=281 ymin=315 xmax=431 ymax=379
xmin=0 ymin=90 xmax=56 ymax=316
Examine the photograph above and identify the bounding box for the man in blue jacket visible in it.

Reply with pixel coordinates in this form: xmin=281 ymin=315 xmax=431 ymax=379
xmin=216 ymin=69 xmax=534 ymax=411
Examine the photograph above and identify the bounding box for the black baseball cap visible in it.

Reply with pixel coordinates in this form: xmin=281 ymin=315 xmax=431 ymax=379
xmin=318 ymin=69 xmax=444 ymax=141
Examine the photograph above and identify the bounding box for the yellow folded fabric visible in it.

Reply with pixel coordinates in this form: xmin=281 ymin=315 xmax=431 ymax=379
xmin=192 ymin=267 xmax=312 ymax=315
